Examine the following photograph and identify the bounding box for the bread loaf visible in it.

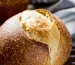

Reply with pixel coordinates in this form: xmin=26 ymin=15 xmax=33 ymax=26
xmin=0 ymin=9 xmax=72 ymax=65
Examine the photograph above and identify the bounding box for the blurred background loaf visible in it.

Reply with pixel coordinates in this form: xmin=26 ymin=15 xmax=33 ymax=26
xmin=0 ymin=0 xmax=29 ymax=25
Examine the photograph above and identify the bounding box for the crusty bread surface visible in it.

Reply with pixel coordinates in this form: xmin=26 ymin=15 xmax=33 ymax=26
xmin=0 ymin=9 xmax=72 ymax=65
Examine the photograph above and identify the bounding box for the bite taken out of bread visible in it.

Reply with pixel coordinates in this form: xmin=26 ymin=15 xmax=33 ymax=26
xmin=0 ymin=9 xmax=72 ymax=65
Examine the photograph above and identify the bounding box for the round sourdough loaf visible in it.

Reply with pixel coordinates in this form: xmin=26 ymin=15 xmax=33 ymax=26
xmin=0 ymin=9 xmax=72 ymax=65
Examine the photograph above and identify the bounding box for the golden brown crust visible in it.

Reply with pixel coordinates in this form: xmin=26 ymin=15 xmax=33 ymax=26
xmin=0 ymin=9 xmax=72 ymax=65
xmin=52 ymin=16 xmax=72 ymax=65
